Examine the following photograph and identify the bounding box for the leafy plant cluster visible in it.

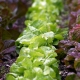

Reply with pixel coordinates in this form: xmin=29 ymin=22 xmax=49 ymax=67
xmin=0 ymin=0 xmax=31 ymax=78
xmin=6 ymin=0 xmax=66 ymax=80
xmin=56 ymin=0 xmax=80 ymax=79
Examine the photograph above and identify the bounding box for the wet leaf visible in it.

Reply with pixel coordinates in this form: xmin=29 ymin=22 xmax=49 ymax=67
xmin=65 ymin=72 xmax=75 ymax=80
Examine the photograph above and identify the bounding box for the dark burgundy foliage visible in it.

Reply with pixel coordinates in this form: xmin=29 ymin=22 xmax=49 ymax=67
xmin=56 ymin=40 xmax=80 ymax=80
xmin=57 ymin=0 xmax=80 ymax=80
xmin=0 ymin=0 xmax=31 ymax=79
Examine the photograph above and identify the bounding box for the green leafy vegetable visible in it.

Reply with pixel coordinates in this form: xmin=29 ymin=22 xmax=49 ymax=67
xmin=6 ymin=0 xmax=65 ymax=80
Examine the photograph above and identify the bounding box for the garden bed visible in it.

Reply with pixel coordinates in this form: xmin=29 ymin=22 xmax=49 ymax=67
xmin=0 ymin=0 xmax=80 ymax=80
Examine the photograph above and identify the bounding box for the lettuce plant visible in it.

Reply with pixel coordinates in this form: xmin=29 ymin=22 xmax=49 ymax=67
xmin=6 ymin=0 xmax=65 ymax=80
xmin=56 ymin=0 xmax=80 ymax=79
